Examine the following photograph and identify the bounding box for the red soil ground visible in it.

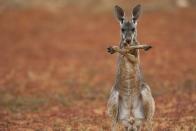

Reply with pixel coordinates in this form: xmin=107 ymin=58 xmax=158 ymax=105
xmin=0 ymin=7 xmax=195 ymax=131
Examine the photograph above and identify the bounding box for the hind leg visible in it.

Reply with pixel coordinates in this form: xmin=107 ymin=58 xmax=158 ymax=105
xmin=145 ymin=120 xmax=153 ymax=131
xmin=140 ymin=83 xmax=155 ymax=131
xmin=111 ymin=121 xmax=117 ymax=131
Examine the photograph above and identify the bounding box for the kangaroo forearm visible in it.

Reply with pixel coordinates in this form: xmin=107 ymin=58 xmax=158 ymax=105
xmin=112 ymin=46 xmax=137 ymax=62
xmin=111 ymin=46 xmax=128 ymax=55
xmin=125 ymin=54 xmax=137 ymax=63
xmin=126 ymin=45 xmax=152 ymax=51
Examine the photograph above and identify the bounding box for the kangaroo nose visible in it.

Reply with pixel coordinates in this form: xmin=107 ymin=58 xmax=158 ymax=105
xmin=126 ymin=39 xmax=131 ymax=43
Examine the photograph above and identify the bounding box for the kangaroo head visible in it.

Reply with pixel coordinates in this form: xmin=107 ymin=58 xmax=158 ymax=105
xmin=114 ymin=5 xmax=141 ymax=48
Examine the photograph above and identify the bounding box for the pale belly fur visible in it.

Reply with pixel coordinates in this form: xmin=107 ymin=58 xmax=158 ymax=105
xmin=117 ymin=56 xmax=145 ymax=121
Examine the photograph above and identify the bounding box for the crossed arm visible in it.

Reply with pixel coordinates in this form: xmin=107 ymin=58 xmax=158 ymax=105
xmin=107 ymin=46 xmax=128 ymax=55
xmin=107 ymin=44 xmax=152 ymax=63
xmin=107 ymin=44 xmax=152 ymax=55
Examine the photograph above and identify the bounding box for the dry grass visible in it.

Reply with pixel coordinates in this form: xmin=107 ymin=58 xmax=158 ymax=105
xmin=0 ymin=4 xmax=195 ymax=131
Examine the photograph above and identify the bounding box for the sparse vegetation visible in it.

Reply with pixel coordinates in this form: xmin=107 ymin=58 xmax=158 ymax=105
xmin=0 ymin=1 xmax=195 ymax=131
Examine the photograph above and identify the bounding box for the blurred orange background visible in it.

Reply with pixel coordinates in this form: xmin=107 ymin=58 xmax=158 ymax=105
xmin=0 ymin=0 xmax=195 ymax=130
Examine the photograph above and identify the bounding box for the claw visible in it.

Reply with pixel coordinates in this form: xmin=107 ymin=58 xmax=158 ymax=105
xmin=107 ymin=47 xmax=115 ymax=54
xmin=144 ymin=45 xmax=152 ymax=51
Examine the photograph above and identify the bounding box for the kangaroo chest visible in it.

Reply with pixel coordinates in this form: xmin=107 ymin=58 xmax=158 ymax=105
xmin=117 ymin=55 xmax=140 ymax=96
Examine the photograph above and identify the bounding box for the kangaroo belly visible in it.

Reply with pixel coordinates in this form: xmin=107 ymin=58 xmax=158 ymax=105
xmin=132 ymin=97 xmax=145 ymax=119
xmin=117 ymin=56 xmax=145 ymax=121
xmin=118 ymin=92 xmax=145 ymax=120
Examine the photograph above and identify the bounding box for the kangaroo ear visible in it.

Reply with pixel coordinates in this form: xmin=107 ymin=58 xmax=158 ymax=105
xmin=132 ymin=4 xmax=142 ymax=22
xmin=114 ymin=5 xmax=125 ymax=24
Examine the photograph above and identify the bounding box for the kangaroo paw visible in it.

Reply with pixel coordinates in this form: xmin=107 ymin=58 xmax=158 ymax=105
xmin=107 ymin=46 xmax=116 ymax=54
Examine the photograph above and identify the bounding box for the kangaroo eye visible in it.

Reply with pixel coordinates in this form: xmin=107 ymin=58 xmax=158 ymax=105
xmin=121 ymin=28 xmax=125 ymax=32
xmin=131 ymin=28 xmax=135 ymax=32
